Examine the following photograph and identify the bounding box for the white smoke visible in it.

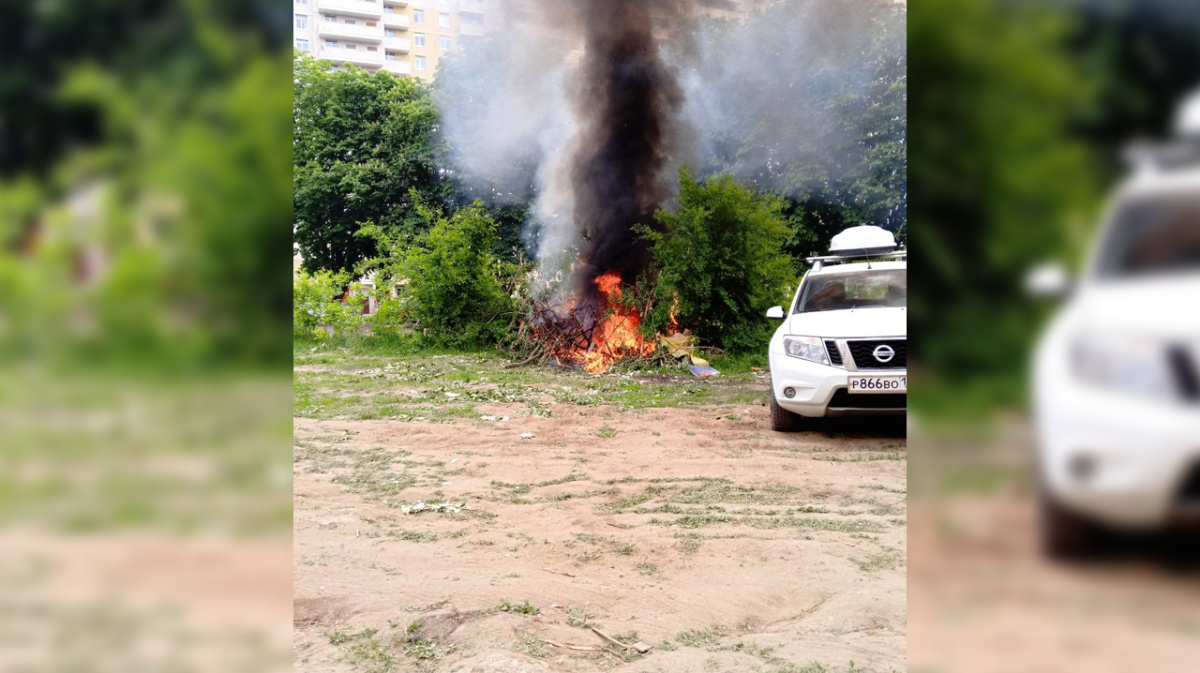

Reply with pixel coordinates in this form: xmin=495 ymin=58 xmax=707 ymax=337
xmin=435 ymin=0 xmax=906 ymax=278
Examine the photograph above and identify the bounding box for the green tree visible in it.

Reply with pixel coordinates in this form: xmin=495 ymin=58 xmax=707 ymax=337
xmin=908 ymin=0 xmax=1097 ymax=403
xmin=293 ymin=54 xmax=449 ymax=273
xmin=681 ymin=0 xmax=907 ymax=256
xmin=640 ymin=167 xmax=795 ymax=353
xmin=384 ymin=203 xmax=515 ymax=348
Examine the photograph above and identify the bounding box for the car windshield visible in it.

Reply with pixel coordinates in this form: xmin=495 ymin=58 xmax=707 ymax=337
xmin=1095 ymin=197 xmax=1200 ymax=278
xmin=793 ymin=268 xmax=907 ymax=313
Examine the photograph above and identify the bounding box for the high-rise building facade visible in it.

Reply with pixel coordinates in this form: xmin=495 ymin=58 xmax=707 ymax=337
xmin=293 ymin=0 xmax=770 ymax=80
xmin=293 ymin=0 xmax=494 ymax=81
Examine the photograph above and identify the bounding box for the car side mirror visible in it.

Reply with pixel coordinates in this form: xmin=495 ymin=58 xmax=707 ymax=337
xmin=1025 ymin=262 xmax=1072 ymax=299
xmin=765 ymin=306 xmax=785 ymax=320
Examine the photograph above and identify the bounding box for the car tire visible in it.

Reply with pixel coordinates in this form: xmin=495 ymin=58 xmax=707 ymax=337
xmin=1040 ymin=488 xmax=1102 ymax=559
xmin=769 ymin=383 xmax=800 ymax=432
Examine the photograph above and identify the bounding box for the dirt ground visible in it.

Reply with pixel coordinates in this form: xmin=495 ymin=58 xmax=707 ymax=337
xmin=908 ymin=423 xmax=1200 ymax=673
xmin=293 ymin=354 xmax=906 ymax=673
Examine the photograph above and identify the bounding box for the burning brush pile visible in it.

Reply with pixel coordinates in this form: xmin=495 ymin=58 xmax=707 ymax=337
xmin=510 ymin=272 xmax=684 ymax=374
xmin=500 ymin=0 xmax=701 ymax=375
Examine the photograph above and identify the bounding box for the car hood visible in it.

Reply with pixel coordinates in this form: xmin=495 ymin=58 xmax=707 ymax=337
xmin=785 ymin=307 xmax=906 ymax=339
xmin=1068 ymin=274 xmax=1200 ymax=340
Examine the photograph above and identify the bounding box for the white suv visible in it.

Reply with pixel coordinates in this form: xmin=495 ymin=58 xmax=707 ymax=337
xmin=766 ymin=226 xmax=907 ymax=431
xmin=1030 ymin=107 xmax=1200 ymax=555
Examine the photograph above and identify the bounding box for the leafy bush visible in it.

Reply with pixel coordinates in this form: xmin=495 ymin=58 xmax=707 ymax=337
xmin=639 ymin=167 xmax=797 ymax=353
xmin=364 ymin=203 xmax=515 ymax=348
xmin=293 ymin=269 xmax=362 ymax=339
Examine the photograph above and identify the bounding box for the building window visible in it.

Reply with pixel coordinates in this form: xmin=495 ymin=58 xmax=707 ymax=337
xmin=414 ymin=56 xmax=427 ymax=70
xmin=295 ymin=14 xmax=308 ymax=29
xmin=438 ymin=12 xmax=450 ymax=27
xmin=295 ymin=0 xmax=307 ymax=4
xmin=386 ymin=52 xmax=396 ymax=61
xmin=345 ymin=43 xmax=357 ymax=50
xmin=384 ymin=6 xmax=393 ymax=12
xmin=413 ymin=9 xmax=424 ymax=23
xmin=344 ymin=18 xmax=356 ymax=24
xmin=461 ymin=12 xmax=484 ymax=25
xmin=296 ymin=39 xmax=310 ymax=51
xmin=414 ymin=33 xmax=426 ymax=47
xmin=325 ymin=40 xmax=338 ymax=47
xmin=439 ymin=36 xmax=451 ymax=50
xmin=325 ymin=14 xmax=337 ymax=22
xmin=385 ymin=28 xmax=396 ymax=37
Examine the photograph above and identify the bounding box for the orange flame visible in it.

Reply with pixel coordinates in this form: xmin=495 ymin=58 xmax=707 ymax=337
xmin=547 ymin=272 xmax=654 ymax=374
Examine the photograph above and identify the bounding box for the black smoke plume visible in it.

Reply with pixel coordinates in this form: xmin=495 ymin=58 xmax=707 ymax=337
xmin=568 ymin=0 xmax=684 ymax=303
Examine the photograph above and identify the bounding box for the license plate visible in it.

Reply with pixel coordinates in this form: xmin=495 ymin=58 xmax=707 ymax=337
xmin=848 ymin=375 xmax=907 ymax=394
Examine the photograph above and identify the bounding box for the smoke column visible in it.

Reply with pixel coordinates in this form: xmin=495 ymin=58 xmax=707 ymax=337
xmin=568 ymin=0 xmax=683 ymax=302
xmin=436 ymin=0 xmax=904 ymax=302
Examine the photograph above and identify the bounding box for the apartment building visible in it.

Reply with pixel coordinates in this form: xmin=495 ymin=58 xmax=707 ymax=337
xmin=293 ymin=0 xmax=492 ymax=81
xmin=293 ymin=0 xmax=771 ymax=80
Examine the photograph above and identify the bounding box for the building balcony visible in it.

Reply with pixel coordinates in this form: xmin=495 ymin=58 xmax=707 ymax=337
xmin=458 ymin=20 xmax=486 ymax=36
xmin=384 ymin=36 xmax=411 ymax=53
xmin=320 ymin=45 xmax=384 ymax=68
xmin=382 ymin=60 xmax=412 ymax=76
xmin=382 ymin=12 xmax=410 ymax=29
xmin=318 ymin=21 xmax=383 ymax=42
xmin=460 ymin=0 xmax=486 ymax=11
xmin=319 ymin=0 xmax=382 ymax=19
xmin=382 ymin=0 xmax=408 ymax=6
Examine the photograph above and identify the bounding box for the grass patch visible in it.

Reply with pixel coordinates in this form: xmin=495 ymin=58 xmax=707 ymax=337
xmin=496 ymin=599 xmax=540 ymax=615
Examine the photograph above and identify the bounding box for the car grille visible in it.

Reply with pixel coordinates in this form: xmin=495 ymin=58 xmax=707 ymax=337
xmin=847 ymin=339 xmax=906 ymax=370
xmin=1176 ymin=463 xmax=1200 ymax=503
xmin=828 ymin=389 xmax=906 ymax=409
xmin=825 ymin=340 xmax=843 ymax=366
xmin=1167 ymin=345 xmax=1200 ymax=402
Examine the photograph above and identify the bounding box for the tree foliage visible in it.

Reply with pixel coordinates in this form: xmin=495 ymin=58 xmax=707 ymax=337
xmin=639 ymin=167 xmax=795 ymax=353
xmin=1 ymin=2 xmax=293 ymax=368
xmin=364 ymin=203 xmax=515 ymax=348
xmin=293 ymin=54 xmax=450 ymax=273
xmin=681 ymin=0 xmax=907 ymax=256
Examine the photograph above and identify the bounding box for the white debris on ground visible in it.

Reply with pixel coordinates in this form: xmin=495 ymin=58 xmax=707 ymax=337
xmin=400 ymin=501 xmax=465 ymax=515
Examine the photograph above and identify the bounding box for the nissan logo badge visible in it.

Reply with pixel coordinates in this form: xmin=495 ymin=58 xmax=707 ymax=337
xmin=873 ymin=345 xmax=895 ymax=364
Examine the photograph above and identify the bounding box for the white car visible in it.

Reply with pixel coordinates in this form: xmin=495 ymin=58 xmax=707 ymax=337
xmin=1030 ymin=128 xmax=1200 ymax=555
xmin=766 ymin=226 xmax=907 ymax=431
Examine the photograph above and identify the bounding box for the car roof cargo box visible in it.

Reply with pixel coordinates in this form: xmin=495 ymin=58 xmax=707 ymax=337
xmin=829 ymin=225 xmax=897 ymax=257
xmin=805 ymin=225 xmax=904 ymax=271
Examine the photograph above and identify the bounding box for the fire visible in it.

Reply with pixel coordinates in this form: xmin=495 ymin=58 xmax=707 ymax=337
xmin=559 ymin=271 xmax=656 ymax=374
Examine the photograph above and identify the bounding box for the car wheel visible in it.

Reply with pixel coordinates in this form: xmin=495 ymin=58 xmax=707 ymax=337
xmin=1040 ymin=488 xmax=1101 ymax=559
xmin=769 ymin=383 xmax=800 ymax=432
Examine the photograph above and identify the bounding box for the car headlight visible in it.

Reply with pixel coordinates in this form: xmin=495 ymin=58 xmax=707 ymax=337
xmin=1071 ymin=334 xmax=1174 ymax=400
xmin=783 ymin=335 xmax=830 ymax=366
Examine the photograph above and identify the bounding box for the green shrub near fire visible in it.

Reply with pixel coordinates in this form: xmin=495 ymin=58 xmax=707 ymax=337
xmin=362 ymin=202 xmax=515 ymax=348
xmin=638 ymin=167 xmax=798 ymax=354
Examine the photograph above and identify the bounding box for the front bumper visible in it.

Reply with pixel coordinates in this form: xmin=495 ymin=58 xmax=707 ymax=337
xmin=1036 ymin=383 xmax=1200 ymax=528
xmin=768 ymin=349 xmax=906 ymax=418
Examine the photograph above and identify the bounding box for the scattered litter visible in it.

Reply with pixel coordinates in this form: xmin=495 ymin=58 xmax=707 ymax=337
xmin=689 ymin=364 xmax=720 ymax=376
xmin=590 ymin=626 xmax=647 ymax=652
xmin=441 ymin=481 xmax=451 ymax=487
xmin=356 ymin=529 xmax=360 ymax=538
xmin=542 ymin=567 xmax=575 ymax=578
xmin=320 ymin=585 xmax=325 ymax=591
xmin=605 ymin=522 xmax=630 ymax=530
xmin=401 ymin=501 xmax=464 ymax=515
xmin=546 ymin=639 xmax=598 ymax=652
xmin=445 ymin=392 xmax=461 ymax=398
xmin=519 ymin=432 xmax=535 ymax=439
xmin=451 ymin=458 xmax=458 ymax=463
